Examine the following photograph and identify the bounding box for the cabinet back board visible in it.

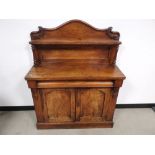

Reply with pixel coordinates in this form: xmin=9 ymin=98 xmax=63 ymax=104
xmin=30 ymin=20 xmax=121 ymax=66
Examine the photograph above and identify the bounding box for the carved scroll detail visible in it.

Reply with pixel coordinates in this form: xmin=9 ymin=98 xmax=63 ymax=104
xmin=31 ymin=45 xmax=41 ymax=66
xmin=106 ymin=27 xmax=120 ymax=40
xmin=31 ymin=26 xmax=45 ymax=40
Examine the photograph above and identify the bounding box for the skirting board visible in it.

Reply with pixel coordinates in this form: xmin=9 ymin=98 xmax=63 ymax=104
xmin=0 ymin=104 xmax=155 ymax=111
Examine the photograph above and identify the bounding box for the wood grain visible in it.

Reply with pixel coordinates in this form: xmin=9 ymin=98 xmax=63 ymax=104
xmin=41 ymin=89 xmax=75 ymax=122
xmin=37 ymin=81 xmax=113 ymax=88
xmin=37 ymin=121 xmax=113 ymax=129
xmin=77 ymin=88 xmax=112 ymax=122
xmin=25 ymin=64 xmax=125 ymax=81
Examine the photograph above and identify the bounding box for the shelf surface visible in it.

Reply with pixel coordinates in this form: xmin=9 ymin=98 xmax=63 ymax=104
xmin=30 ymin=39 xmax=121 ymax=46
xmin=25 ymin=62 xmax=125 ymax=81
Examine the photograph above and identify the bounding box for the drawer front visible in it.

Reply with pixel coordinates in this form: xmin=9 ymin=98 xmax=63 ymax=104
xmin=37 ymin=81 xmax=113 ymax=88
xmin=41 ymin=88 xmax=75 ymax=123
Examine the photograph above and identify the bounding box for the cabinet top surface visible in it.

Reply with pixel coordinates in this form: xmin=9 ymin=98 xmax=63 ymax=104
xmin=25 ymin=63 xmax=125 ymax=81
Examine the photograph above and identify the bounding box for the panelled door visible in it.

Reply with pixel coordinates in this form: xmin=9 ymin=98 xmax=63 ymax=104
xmin=41 ymin=87 xmax=111 ymax=123
xmin=41 ymin=88 xmax=76 ymax=123
xmin=76 ymin=88 xmax=111 ymax=122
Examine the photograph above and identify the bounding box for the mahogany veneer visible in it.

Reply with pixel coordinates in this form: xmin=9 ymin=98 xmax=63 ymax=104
xmin=25 ymin=20 xmax=125 ymax=129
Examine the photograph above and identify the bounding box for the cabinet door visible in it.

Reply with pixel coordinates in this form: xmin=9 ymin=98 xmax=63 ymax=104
xmin=41 ymin=89 xmax=75 ymax=122
xmin=76 ymin=88 xmax=111 ymax=122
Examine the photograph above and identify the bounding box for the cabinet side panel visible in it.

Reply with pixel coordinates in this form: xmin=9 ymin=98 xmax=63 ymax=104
xmin=103 ymin=88 xmax=119 ymax=121
xmin=31 ymin=89 xmax=44 ymax=122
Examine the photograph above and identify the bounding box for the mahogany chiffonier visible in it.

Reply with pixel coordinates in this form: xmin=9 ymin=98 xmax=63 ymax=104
xmin=25 ymin=20 xmax=126 ymax=129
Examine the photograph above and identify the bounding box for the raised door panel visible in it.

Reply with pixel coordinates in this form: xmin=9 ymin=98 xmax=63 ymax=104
xmin=76 ymin=88 xmax=111 ymax=122
xmin=41 ymin=89 xmax=75 ymax=122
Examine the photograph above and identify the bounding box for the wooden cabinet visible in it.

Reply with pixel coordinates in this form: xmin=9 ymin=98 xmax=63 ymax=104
xmin=25 ymin=20 xmax=126 ymax=129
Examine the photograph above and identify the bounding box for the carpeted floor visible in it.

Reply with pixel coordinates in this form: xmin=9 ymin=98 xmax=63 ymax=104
xmin=0 ymin=108 xmax=155 ymax=135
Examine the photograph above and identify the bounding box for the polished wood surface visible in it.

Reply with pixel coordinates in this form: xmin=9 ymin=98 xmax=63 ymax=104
xmin=25 ymin=20 xmax=125 ymax=129
xmin=25 ymin=63 xmax=125 ymax=81
xmin=30 ymin=20 xmax=120 ymax=42
xmin=76 ymin=88 xmax=111 ymax=122
xmin=42 ymin=89 xmax=75 ymax=122
xmin=37 ymin=81 xmax=113 ymax=88
xmin=30 ymin=40 xmax=121 ymax=45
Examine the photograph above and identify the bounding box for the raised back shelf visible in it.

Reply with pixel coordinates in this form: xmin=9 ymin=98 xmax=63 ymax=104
xmin=30 ymin=20 xmax=121 ymax=66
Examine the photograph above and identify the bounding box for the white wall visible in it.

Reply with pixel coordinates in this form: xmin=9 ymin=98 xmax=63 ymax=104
xmin=0 ymin=20 xmax=155 ymax=106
